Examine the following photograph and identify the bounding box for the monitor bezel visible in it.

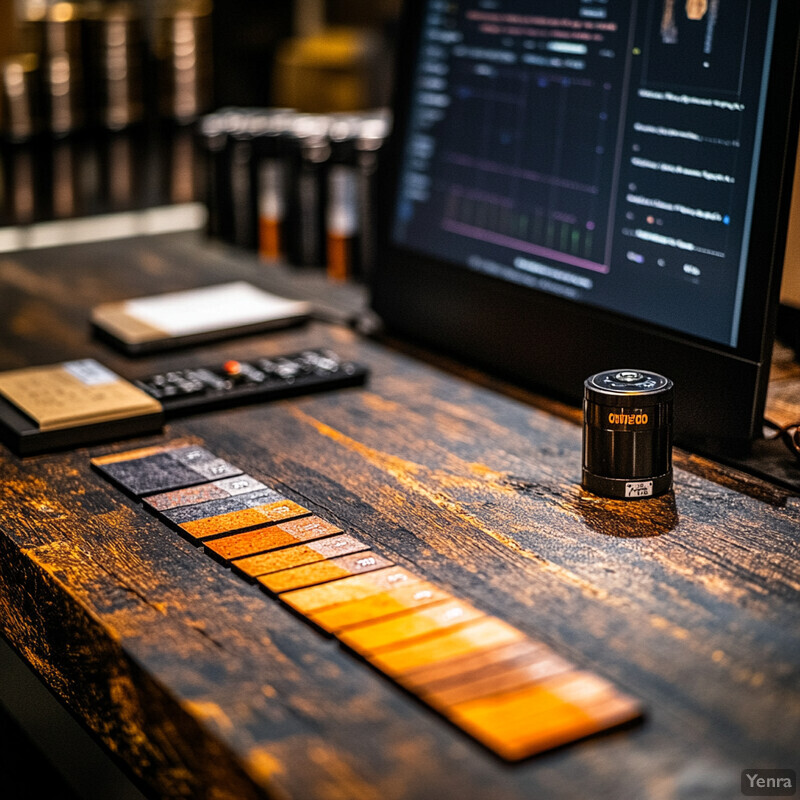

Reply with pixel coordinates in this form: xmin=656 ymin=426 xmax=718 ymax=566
xmin=371 ymin=0 xmax=800 ymax=451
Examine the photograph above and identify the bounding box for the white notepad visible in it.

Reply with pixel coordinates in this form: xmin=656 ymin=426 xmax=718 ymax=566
xmin=91 ymin=282 xmax=311 ymax=354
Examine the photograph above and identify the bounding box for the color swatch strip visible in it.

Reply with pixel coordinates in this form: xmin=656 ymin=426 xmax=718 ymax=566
xmin=91 ymin=442 xmax=642 ymax=761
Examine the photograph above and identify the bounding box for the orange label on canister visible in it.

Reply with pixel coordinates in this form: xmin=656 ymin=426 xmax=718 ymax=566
xmin=607 ymin=411 xmax=649 ymax=426
xmin=586 ymin=404 xmax=661 ymax=430
xmin=259 ymin=217 xmax=281 ymax=261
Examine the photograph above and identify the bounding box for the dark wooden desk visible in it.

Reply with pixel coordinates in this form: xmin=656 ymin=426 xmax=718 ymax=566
xmin=1 ymin=231 xmax=799 ymax=799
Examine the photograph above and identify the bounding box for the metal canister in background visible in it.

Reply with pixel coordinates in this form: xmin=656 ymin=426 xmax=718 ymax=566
xmin=154 ymin=0 xmax=212 ymax=123
xmin=38 ymin=1 xmax=85 ymax=136
xmin=85 ymin=1 xmax=144 ymax=131
xmin=2 ymin=54 xmax=41 ymax=224
xmin=1 ymin=53 xmax=40 ymax=143
xmin=582 ymin=369 xmax=674 ymax=500
xmin=82 ymin=1 xmax=146 ymax=214
xmin=0 ymin=53 xmax=42 ymax=224
xmin=285 ymin=112 xmax=330 ymax=267
xmin=354 ymin=110 xmax=390 ymax=281
xmin=197 ymin=107 xmax=256 ymax=244
xmin=253 ymin=108 xmax=295 ymax=262
xmin=326 ymin=115 xmax=361 ymax=281
xmin=196 ymin=108 xmax=232 ymax=240
xmin=227 ymin=110 xmax=260 ymax=250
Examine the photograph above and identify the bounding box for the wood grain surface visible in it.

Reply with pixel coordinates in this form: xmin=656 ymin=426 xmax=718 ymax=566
xmin=0 ymin=232 xmax=799 ymax=799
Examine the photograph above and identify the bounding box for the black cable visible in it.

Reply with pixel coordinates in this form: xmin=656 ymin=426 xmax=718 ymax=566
xmin=764 ymin=418 xmax=800 ymax=461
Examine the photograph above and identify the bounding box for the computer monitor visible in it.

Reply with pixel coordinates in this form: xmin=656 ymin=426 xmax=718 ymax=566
xmin=371 ymin=0 xmax=800 ymax=454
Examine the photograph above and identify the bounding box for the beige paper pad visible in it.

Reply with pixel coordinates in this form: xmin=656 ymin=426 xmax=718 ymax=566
xmin=0 ymin=359 xmax=161 ymax=430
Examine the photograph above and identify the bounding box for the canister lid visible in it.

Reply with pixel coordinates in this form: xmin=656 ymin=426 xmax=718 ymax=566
xmin=585 ymin=369 xmax=673 ymax=407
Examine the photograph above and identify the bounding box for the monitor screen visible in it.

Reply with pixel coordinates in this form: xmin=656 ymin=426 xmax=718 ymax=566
xmin=373 ymin=0 xmax=800 ymax=450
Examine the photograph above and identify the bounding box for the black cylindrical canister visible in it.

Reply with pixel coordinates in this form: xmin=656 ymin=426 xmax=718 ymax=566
xmin=582 ymin=369 xmax=673 ymax=499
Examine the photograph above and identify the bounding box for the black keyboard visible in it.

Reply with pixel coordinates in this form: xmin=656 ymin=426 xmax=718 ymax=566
xmin=135 ymin=348 xmax=368 ymax=416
